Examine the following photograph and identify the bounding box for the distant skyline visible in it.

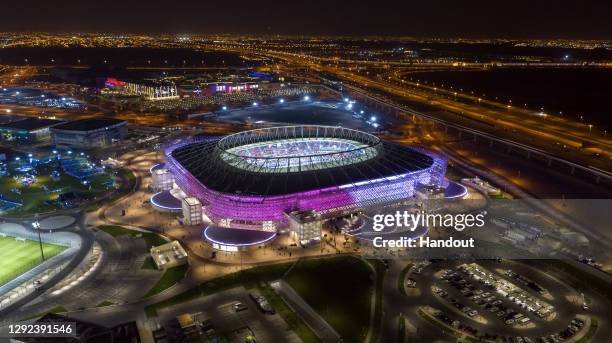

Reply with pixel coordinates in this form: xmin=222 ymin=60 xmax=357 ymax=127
xmin=1 ymin=0 xmax=611 ymax=39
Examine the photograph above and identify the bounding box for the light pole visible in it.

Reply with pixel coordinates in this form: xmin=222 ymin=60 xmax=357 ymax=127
xmin=32 ymin=218 xmax=45 ymax=261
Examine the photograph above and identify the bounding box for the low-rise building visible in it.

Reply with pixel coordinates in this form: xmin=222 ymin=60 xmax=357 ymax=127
xmin=150 ymin=240 xmax=188 ymax=270
xmin=152 ymin=167 xmax=174 ymax=192
xmin=0 ymin=118 xmax=63 ymax=143
xmin=51 ymin=118 xmax=127 ymax=149
xmin=182 ymin=197 xmax=203 ymax=226
xmin=285 ymin=210 xmax=322 ymax=246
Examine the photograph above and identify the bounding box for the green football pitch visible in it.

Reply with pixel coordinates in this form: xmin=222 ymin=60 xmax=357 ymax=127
xmin=0 ymin=235 xmax=66 ymax=287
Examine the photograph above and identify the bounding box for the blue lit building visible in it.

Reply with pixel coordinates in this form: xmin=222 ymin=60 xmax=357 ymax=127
xmin=0 ymin=118 xmax=64 ymax=144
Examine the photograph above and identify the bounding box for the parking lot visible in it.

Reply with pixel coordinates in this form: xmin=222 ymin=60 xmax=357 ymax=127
xmin=154 ymin=286 xmax=300 ymax=343
xmin=405 ymin=259 xmax=591 ymax=342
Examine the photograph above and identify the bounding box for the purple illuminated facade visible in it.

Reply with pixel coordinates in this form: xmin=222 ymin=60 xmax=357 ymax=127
xmin=164 ymin=126 xmax=447 ymax=231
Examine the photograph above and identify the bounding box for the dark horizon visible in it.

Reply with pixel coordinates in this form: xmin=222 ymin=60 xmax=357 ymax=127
xmin=1 ymin=0 xmax=611 ymax=40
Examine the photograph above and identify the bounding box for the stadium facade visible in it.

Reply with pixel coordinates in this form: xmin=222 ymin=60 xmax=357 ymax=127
xmin=163 ymin=126 xmax=448 ymax=235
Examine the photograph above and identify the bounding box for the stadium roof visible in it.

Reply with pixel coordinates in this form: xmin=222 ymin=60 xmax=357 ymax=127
xmin=170 ymin=139 xmax=436 ymax=196
xmin=0 ymin=118 xmax=63 ymax=131
xmin=51 ymin=118 xmax=126 ymax=132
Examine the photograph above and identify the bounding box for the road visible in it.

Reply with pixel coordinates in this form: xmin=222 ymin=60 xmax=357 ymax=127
xmin=223 ymin=47 xmax=612 ymax=173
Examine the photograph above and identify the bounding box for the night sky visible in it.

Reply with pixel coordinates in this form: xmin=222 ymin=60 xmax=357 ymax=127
xmin=1 ymin=0 xmax=611 ymax=39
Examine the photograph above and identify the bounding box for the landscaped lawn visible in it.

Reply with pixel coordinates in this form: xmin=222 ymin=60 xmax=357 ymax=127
xmin=284 ymin=256 xmax=374 ymax=343
xmin=0 ymin=236 xmax=66 ymax=286
xmin=97 ymin=225 xmax=167 ymax=250
xmin=144 ymin=264 xmax=189 ymax=298
xmin=142 ymin=256 xmax=158 ymax=270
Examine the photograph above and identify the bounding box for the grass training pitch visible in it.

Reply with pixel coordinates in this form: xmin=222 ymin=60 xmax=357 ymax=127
xmin=0 ymin=235 xmax=66 ymax=286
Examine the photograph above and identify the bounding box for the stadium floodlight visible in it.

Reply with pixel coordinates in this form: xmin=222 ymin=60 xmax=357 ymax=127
xmin=31 ymin=221 xmax=45 ymax=260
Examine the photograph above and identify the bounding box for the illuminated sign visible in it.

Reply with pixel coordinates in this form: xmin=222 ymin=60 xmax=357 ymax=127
xmin=105 ymin=78 xmax=125 ymax=87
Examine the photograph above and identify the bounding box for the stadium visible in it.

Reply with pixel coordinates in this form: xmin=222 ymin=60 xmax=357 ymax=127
xmin=160 ymin=126 xmax=453 ymax=249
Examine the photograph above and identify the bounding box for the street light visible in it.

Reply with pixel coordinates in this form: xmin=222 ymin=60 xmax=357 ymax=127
xmin=32 ymin=220 xmax=45 ymax=261
xmin=279 ymin=98 xmax=285 ymax=104
xmin=252 ymin=102 xmax=258 ymax=107
xmin=303 ymin=95 xmax=310 ymax=101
